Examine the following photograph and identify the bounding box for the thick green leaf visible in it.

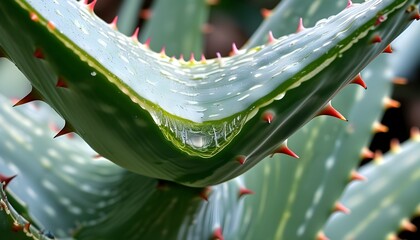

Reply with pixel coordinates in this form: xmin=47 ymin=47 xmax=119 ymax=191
xmin=324 ymin=138 xmax=420 ymax=239
xmin=0 ymin=0 xmax=417 ymax=186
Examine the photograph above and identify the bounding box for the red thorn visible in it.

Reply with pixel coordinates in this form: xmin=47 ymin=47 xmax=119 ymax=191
xmin=334 ymin=202 xmax=351 ymax=214
xmin=239 ymin=187 xmax=254 ymax=198
xmin=143 ymin=38 xmax=151 ymax=48
xmin=350 ymin=74 xmax=367 ymax=89
xmin=371 ymin=34 xmax=382 ymax=44
xmin=393 ymin=77 xmax=408 ymax=85
xmin=0 ymin=174 xmax=16 ymax=189
xmin=87 ymin=0 xmax=97 ymax=12
xmin=296 ymin=18 xmax=305 ymax=33
xmin=216 ymin=52 xmax=222 ymax=61
xmin=93 ymin=154 xmax=102 ymax=159
xmin=34 ymin=48 xmax=44 ymax=59
xmin=268 ymin=31 xmax=276 ymax=44
xmin=110 ymin=16 xmax=118 ymax=29
xmin=272 ymin=143 xmax=299 ymax=158
xmin=56 ymin=77 xmax=68 ymax=88
xmin=361 ymin=147 xmax=375 ymax=159
xmin=12 ymin=223 xmax=23 ymax=232
xmin=47 ymin=21 xmax=55 ymax=31
xmin=189 ymin=53 xmax=196 ymax=63
xmin=236 ymin=155 xmax=247 ymax=165
xmin=30 ymin=12 xmax=39 ymax=22
xmin=261 ymin=8 xmax=272 ymax=19
xmin=401 ymin=219 xmax=417 ymax=232
xmin=54 ymin=122 xmax=74 ymax=138
xmin=383 ymin=97 xmax=400 ymax=109
xmin=200 ymin=187 xmax=212 ymax=201
xmin=140 ymin=9 xmax=152 ymax=20
xmin=231 ymin=43 xmax=239 ymax=56
xmin=178 ymin=54 xmax=185 ymax=63
xmin=201 ymin=54 xmax=207 ymax=64
xmin=375 ymin=15 xmax=386 ymax=26
xmin=350 ymin=171 xmax=367 ymax=182
xmin=373 ymin=122 xmax=389 ymax=133
xmin=411 ymin=127 xmax=420 ymax=141
xmin=24 ymin=223 xmax=31 ymax=233
xmin=213 ymin=227 xmax=224 ymax=240
xmin=317 ymin=231 xmax=330 ymax=240
xmin=262 ymin=111 xmax=275 ymax=124
xmin=346 ymin=0 xmax=353 ymax=8
xmin=160 ymin=47 xmax=166 ymax=57
xmin=373 ymin=150 xmax=384 ymax=164
xmin=390 ymin=138 xmax=401 ymax=153
xmin=383 ymin=44 xmax=393 ymax=53
xmin=131 ymin=27 xmax=140 ymax=41
xmin=317 ymin=102 xmax=347 ymax=121
xmin=13 ymin=89 xmax=42 ymax=107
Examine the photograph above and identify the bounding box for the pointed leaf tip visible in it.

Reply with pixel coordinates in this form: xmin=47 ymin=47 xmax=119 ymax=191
xmin=317 ymin=102 xmax=347 ymax=121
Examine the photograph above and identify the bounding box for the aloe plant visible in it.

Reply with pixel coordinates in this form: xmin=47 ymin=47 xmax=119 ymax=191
xmin=0 ymin=0 xmax=419 ymax=239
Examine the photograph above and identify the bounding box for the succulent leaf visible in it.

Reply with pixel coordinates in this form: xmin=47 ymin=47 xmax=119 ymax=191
xmin=324 ymin=138 xmax=420 ymax=239
xmin=0 ymin=0 xmax=418 ymax=186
